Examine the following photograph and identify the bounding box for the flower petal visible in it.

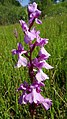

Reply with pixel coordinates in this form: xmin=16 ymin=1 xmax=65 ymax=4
xmin=25 ymin=88 xmax=44 ymax=104
xmin=41 ymin=60 xmax=53 ymax=69
xmin=19 ymin=20 xmax=29 ymax=32
xmin=35 ymin=18 xmax=42 ymax=24
xmin=36 ymin=69 xmax=49 ymax=82
xmin=42 ymin=98 xmax=52 ymax=110
xmin=15 ymin=55 xmax=27 ymax=68
xmin=39 ymin=47 xmax=50 ymax=58
xmin=18 ymin=93 xmax=27 ymax=104
xmin=12 ymin=49 xmax=17 ymax=55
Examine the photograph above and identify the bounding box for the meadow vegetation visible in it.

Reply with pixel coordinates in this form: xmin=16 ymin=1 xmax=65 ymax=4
xmin=0 ymin=1 xmax=67 ymax=119
xmin=0 ymin=1 xmax=67 ymax=25
xmin=0 ymin=4 xmax=27 ymax=25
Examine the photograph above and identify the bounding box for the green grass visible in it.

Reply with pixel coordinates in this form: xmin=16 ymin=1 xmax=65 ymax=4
xmin=0 ymin=4 xmax=27 ymax=25
xmin=0 ymin=13 xmax=67 ymax=119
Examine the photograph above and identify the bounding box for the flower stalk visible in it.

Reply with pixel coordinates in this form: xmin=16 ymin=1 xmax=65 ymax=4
xmin=12 ymin=1 xmax=53 ymax=118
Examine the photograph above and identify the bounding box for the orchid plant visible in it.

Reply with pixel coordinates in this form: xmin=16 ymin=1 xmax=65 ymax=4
xmin=12 ymin=1 xmax=53 ymax=118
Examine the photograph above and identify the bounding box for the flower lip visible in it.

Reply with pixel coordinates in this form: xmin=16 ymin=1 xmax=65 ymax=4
xmin=38 ymin=47 xmax=51 ymax=59
xmin=36 ymin=69 xmax=49 ymax=82
xmin=42 ymin=98 xmax=52 ymax=110
xmin=41 ymin=60 xmax=54 ymax=69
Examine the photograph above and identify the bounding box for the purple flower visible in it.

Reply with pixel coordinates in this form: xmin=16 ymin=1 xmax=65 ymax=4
xmin=12 ymin=42 xmax=24 ymax=55
xmin=38 ymin=47 xmax=51 ymax=59
xmin=29 ymin=11 xmax=41 ymax=24
xmin=19 ymin=20 xmax=29 ymax=32
xmin=30 ymin=10 xmax=41 ymax=18
xmin=36 ymin=36 xmax=48 ymax=46
xmin=18 ymin=92 xmax=27 ymax=104
xmin=38 ymin=54 xmax=48 ymax=61
xmin=42 ymin=98 xmax=52 ymax=110
xmin=25 ymin=87 xmax=52 ymax=110
xmin=41 ymin=60 xmax=53 ymax=69
xmin=17 ymin=81 xmax=52 ymax=110
xmin=35 ymin=18 xmax=42 ymax=24
xmin=17 ymin=82 xmax=29 ymax=104
xmin=31 ymin=81 xmax=45 ymax=93
xmin=36 ymin=69 xmax=49 ymax=82
xmin=24 ymin=29 xmax=36 ymax=44
xmin=32 ymin=57 xmax=53 ymax=70
xmin=24 ymin=28 xmax=39 ymax=44
xmin=25 ymin=88 xmax=44 ymax=104
xmin=12 ymin=43 xmax=27 ymax=68
xmin=32 ymin=80 xmax=45 ymax=88
xmin=28 ymin=2 xmax=37 ymax=13
xmin=32 ymin=58 xmax=44 ymax=69
xmin=28 ymin=2 xmax=41 ymax=25
xmin=31 ymin=28 xmax=39 ymax=35
xmin=15 ymin=54 xmax=27 ymax=68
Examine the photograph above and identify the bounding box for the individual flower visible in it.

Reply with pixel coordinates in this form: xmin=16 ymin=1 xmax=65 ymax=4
xmin=30 ymin=28 xmax=40 ymax=36
xmin=36 ymin=69 xmax=49 ymax=82
xmin=29 ymin=12 xmax=41 ymax=24
xmin=30 ymin=10 xmax=41 ymax=19
xmin=24 ymin=28 xmax=40 ymax=44
xmin=32 ymin=80 xmax=45 ymax=87
xmin=40 ymin=60 xmax=53 ymax=69
xmin=28 ymin=2 xmax=37 ymax=13
xmin=38 ymin=47 xmax=51 ymax=60
xmin=25 ymin=87 xmax=52 ymax=110
xmin=28 ymin=2 xmax=41 ymax=25
xmin=15 ymin=54 xmax=27 ymax=68
xmin=12 ymin=43 xmax=27 ymax=67
xmin=19 ymin=20 xmax=29 ymax=32
xmin=36 ymin=36 xmax=48 ymax=46
xmin=25 ymin=88 xmax=44 ymax=104
xmin=32 ymin=57 xmax=53 ymax=70
xmin=38 ymin=54 xmax=48 ymax=61
xmin=17 ymin=81 xmax=52 ymax=110
xmin=19 ymin=20 xmax=40 ymax=44
xmin=32 ymin=58 xmax=44 ymax=69
xmin=41 ymin=98 xmax=52 ymax=110
xmin=17 ymin=82 xmax=29 ymax=104
xmin=24 ymin=29 xmax=36 ymax=44
xmin=12 ymin=42 xmax=24 ymax=55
